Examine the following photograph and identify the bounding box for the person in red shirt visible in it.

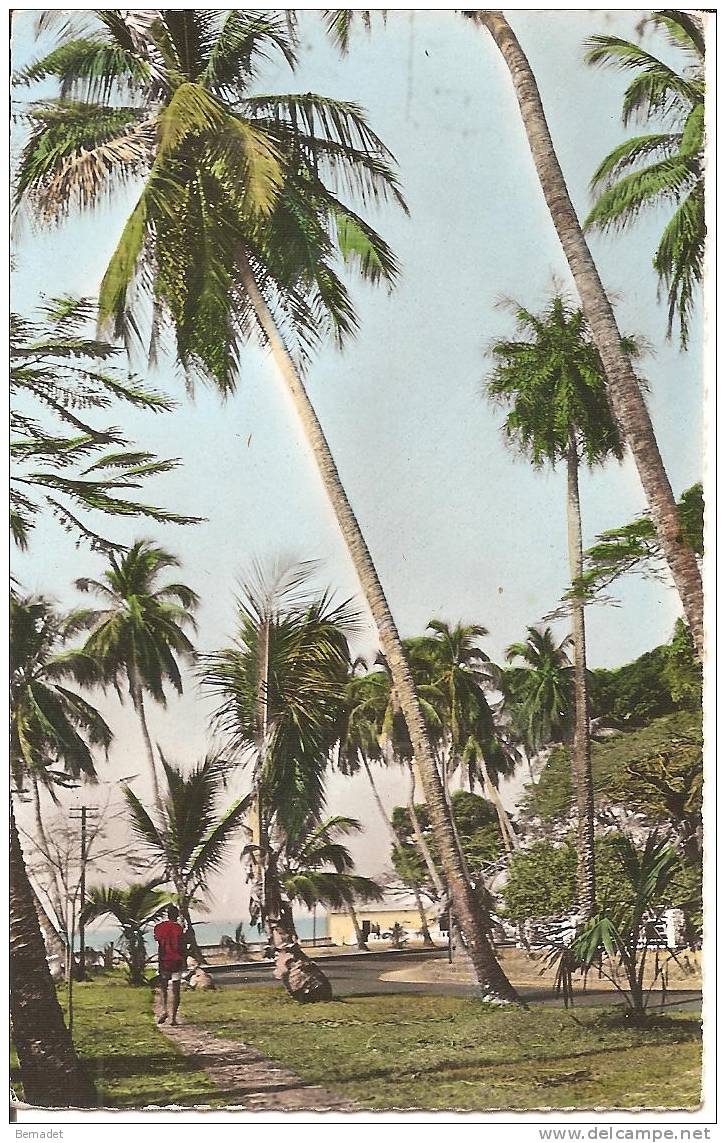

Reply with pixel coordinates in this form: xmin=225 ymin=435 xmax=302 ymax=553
xmin=154 ymin=904 xmax=186 ymax=1025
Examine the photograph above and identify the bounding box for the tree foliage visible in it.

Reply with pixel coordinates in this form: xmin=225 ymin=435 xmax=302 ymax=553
xmin=584 ymin=11 xmax=705 ymax=345
xmin=392 ymin=790 xmax=502 ymax=891
xmin=10 ymin=297 xmax=198 ymax=552
xmin=15 ymin=11 xmax=405 ymax=391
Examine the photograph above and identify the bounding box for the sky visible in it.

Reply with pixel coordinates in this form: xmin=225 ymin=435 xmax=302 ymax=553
xmin=11 ymin=10 xmax=704 ymax=924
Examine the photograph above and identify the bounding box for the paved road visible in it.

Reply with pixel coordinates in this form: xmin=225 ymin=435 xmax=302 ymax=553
xmin=211 ymin=951 xmax=701 ymax=1011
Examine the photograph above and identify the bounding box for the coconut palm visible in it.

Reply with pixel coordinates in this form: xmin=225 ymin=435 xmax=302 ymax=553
xmin=505 ymin=626 xmax=574 ymax=754
xmin=411 ymin=621 xmax=518 ymax=856
xmin=15 ymin=10 xmax=518 ymax=1003
xmin=10 ymin=295 xmax=198 ymax=553
xmin=80 ymin=882 xmax=171 ymax=985
xmin=200 ymin=562 xmax=357 ymax=1000
xmin=275 ymin=814 xmax=383 ymax=954
xmin=10 ymin=594 xmax=104 ymax=1106
xmin=74 ymin=540 xmax=198 ymax=808
xmin=122 ymin=753 xmax=251 ymax=963
xmin=584 ymin=11 xmax=705 ymax=347
xmin=337 ymin=665 xmax=400 ymax=847
xmin=488 ymin=296 xmax=631 ymax=917
xmin=465 ymin=10 xmax=704 ymax=660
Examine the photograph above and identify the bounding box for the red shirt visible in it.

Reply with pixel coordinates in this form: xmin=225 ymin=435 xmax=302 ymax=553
xmin=154 ymin=919 xmax=185 ymax=970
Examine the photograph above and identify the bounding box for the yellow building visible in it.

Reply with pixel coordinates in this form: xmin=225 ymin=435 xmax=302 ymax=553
xmin=327 ymin=896 xmax=447 ymax=947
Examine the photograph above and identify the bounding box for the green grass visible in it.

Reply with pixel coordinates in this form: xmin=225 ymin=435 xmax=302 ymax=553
xmin=12 ymin=977 xmax=701 ymax=1111
xmin=11 ymin=974 xmax=220 ymax=1109
xmin=182 ymin=987 xmax=702 ymax=1111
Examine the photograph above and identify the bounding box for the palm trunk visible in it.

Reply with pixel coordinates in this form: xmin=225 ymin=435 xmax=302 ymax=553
xmin=473 ymin=11 xmax=704 ymax=660
xmin=130 ymin=674 xmax=162 ymax=810
xmin=31 ymin=777 xmax=67 ymax=942
xmin=480 ymin=765 xmax=517 ymax=858
xmin=266 ymin=862 xmax=333 ymax=1002
xmin=411 ymin=882 xmax=435 ymax=947
xmin=30 ymin=885 xmax=67 ymax=970
xmin=346 ymin=902 xmax=369 ymax=950
xmin=239 ymin=252 xmax=520 ymax=1003
xmin=10 ymin=801 xmax=96 ymax=1107
xmin=566 ymin=439 xmax=596 ymax=918
xmin=361 ymin=752 xmax=399 ymax=849
xmin=407 ymin=761 xmax=446 ymax=899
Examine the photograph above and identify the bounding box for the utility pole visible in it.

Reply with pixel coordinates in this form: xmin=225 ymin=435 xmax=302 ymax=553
xmin=69 ymin=805 xmax=98 ymax=982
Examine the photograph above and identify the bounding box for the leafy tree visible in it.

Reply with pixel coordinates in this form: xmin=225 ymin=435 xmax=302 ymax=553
xmin=15 ymin=10 xmax=518 ymax=1005
xmin=74 ymin=540 xmax=198 ymax=807
xmin=590 ymin=621 xmax=701 ymax=726
xmin=10 ymin=594 xmax=104 ymax=1105
xmin=487 ymin=295 xmax=632 ymax=917
xmin=122 ymin=753 xmax=251 ymax=962
xmin=80 ymin=882 xmax=171 ymax=985
xmin=10 ymin=296 xmax=198 ymax=552
xmin=502 ymin=836 xmax=644 ymax=923
xmin=581 ymin=484 xmax=703 ymax=599
xmin=392 ymin=791 xmax=502 ymax=891
xmin=584 ymin=11 xmax=705 ymax=346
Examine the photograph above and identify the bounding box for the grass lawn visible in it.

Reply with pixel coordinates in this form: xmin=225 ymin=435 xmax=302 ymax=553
xmin=183 ymin=987 xmax=702 ymax=1112
xmin=12 ymin=977 xmax=701 ymax=1111
xmin=11 ymin=974 xmax=221 ymax=1109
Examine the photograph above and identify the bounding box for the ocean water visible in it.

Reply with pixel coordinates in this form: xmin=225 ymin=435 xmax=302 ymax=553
xmin=84 ymin=915 xmax=328 ymax=950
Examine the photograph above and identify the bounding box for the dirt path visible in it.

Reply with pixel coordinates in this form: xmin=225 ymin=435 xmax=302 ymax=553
xmin=154 ymin=998 xmax=357 ymax=1112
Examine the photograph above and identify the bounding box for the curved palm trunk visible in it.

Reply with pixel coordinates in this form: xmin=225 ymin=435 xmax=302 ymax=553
xmin=411 ymin=882 xmax=435 ymax=947
xmin=30 ymin=885 xmax=67 ymax=971
xmin=566 ymin=441 xmax=597 ymax=918
xmin=346 ymin=902 xmax=369 ymax=950
xmin=360 ymin=752 xmax=399 ymax=848
xmin=31 ymin=777 xmax=67 ymax=942
xmin=479 ymin=765 xmax=517 ymax=858
xmin=406 ymin=761 xmax=446 ymax=899
xmin=129 ymin=674 xmax=162 ymax=810
xmin=10 ymin=802 xmax=96 ymax=1108
xmin=473 ymin=11 xmax=704 ymax=660
xmin=240 ymin=253 xmax=519 ymax=1003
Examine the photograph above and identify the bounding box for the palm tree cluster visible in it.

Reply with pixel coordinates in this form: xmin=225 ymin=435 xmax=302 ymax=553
xmin=9 ymin=8 xmax=705 ymax=1106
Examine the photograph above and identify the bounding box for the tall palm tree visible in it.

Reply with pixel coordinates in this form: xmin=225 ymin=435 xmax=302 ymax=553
xmin=10 ymin=594 xmax=104 ymax=1106
xmin=74 ymin=540 xmax=198 ymax=808
xmin=122 ymin=753 xmax=251 ymax=963
xmin=466 ymin=10 xmax=704 ymax=660
xmin=16 ymin=10 xmax=518 ymax=1003
xmin=10 ymin=295 xmax=197 ymax=553
xmin=80 ymin=882 xmax=171 ymax=986
xmin=201 ymin=562 xmax=358 ymax=1000
xmin=584 ymin=11 xmax=705 ymax=347
xmin=505 ymin=626 xmax=574 ymax=755
xmin=488 ymin=296 xmax=629 ymax=917
xmin=413 ymin=621 xmax=517 ymax=855
xmin=337 ymin=665 xmax=401 ymax=849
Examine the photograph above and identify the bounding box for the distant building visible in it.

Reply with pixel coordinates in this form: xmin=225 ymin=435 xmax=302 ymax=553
xmin=327 ymin=894 xmax=446 ymax=946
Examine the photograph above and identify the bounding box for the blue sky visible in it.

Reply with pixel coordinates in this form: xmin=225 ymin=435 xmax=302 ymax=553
xmin=11 ymin=11 xmax=704 ymax=915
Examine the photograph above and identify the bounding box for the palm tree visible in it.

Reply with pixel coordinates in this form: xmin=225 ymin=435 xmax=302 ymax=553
xmin=10 ymin=594 xmax=104 ymax=1106
xmin=505 ymin=626 xmax=574 ymax=755
xmin=74 ymin=540 xmax=198 ymax=808
xmin=80 ymin=882 xmax=171 ymax=985
xmin=122 ymin=753 xmax=251 ymax=963
xmin=465 ymin=10 xmax=704 ymax=660
xmin=10 ymin=296 xmax=198 ymax=553
xmin=411 ymin=622 xmax=518 ymax=859
xmin=270 ymin=813 xmax=383 ymax=952
xmin=337 ymin=664 xmax=401 ymax=848
xmin=584 ymin=11 xmax=705 ymax=347
xmin=201 ymin=562 xmax=358 ymax=1000
xmin=16 ymin=11 xmax=518 ymax=1004
xmin=488 ymin=296 xmax=630 ymax=917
